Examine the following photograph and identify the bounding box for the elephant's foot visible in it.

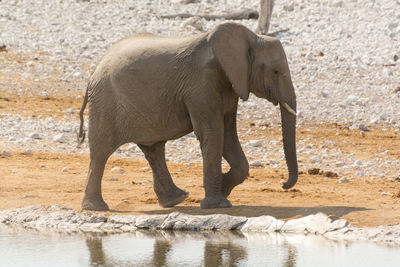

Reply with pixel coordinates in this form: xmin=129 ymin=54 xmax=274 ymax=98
xmin=81 ymin=196 xmax=109 ymax=211
xmin=221 ymin=173 xmax=246 ymax=198
xmin=158 ymin=188 xmax=189 ymax=208
xmin=200 ymin=196 xmax=232 ymax=209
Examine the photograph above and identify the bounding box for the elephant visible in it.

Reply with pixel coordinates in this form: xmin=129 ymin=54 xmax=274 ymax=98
xmin=77 ymin=22 xmax=298 ymax=211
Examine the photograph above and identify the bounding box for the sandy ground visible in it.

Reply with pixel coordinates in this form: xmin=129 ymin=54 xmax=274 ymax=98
xmin=1 ymin=121 xmax=399 ymax=228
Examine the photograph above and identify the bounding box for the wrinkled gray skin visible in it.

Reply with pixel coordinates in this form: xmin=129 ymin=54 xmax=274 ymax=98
xmin=78 ymin=22 xmax=298 ymax=211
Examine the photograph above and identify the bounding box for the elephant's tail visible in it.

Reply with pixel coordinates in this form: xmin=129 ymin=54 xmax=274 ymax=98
xmin=77 ymin=85 xmax=89 ymax=147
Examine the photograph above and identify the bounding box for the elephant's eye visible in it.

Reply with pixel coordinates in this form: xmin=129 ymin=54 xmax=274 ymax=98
xmin=274 ymin=70 xmax=279 ymax=75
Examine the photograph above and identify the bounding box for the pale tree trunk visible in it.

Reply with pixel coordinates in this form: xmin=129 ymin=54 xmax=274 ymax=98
xmin=256 ymin=0 xmax=274 ymax=35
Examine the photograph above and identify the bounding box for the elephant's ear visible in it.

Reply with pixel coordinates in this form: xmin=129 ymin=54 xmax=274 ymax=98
xmin=208 ymin=23 xmax=255 ymax=101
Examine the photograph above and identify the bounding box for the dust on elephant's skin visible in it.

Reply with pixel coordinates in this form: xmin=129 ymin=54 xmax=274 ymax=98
xmin=78 ymin=22 xmax=298 ymax=211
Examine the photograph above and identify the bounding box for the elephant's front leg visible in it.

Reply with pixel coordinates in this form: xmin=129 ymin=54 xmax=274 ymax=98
xmin=139 ymin=142 xmax=188 ymax=208
xmin=222 ymin=111 xmax=249 ymax=197
xmin=189 ymin=106 xmax=232 ymax=209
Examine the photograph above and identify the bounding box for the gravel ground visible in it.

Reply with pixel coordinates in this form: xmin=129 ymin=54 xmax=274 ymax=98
xmin=1 ymin=0 xmax=400 ymax=176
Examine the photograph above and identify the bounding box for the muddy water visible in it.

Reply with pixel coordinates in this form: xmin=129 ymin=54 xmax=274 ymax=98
xmin=1 ymin=225 xmax=400 ymax=267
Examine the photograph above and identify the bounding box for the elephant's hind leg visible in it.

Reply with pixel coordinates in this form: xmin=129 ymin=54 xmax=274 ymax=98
xmin=82 ymin=129 xmax=117 ymax=211
xmin=82 ymin=153 xmax=110 ymax=211
xmin=139 ymin=142 xmax=188 ymax=208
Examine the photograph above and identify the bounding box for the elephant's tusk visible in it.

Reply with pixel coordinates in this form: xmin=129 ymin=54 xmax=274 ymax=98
xmin=280 ymin=102 xmax=297 ymax=116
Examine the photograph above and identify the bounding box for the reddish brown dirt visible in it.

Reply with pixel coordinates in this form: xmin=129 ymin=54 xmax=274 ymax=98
xmin=1 ymin=143 xmax=399 ymax=227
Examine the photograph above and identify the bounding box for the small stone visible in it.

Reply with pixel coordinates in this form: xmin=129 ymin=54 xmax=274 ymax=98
xmin=332 ymin=1 xmax=344 ymax=7
xmin=109 ymin=178 xmax=118 ymax=181
xmin=62 ymin=167 xmax=68 ymax=172
xmin=337 ymin=177 xmax=349 ymax=184
xmin=73 ymin=72 xmax=82 ymax=79
xmin=388 ymin=22 xmax=398 ymax=30
xmin=310 ymin=156 xmax=322 ymax=163
xmin=140 ymin=167 xmax=150 ymax=171
xmin=322 ymin=171 xmax=338 ymax=178
xmin=324 ymin=141 xmax=338 ymax=146
xmin=65 ymin=108 xmax=74 ymax=114
xmin=335 ymin=161 xmax=345 ymax=167
xmin=40 ymin=164 xmax=45 ymax=168
xmin=249 ymin=140 xmax=262 ymax=147
xmin=181 ymin=0 xmax=198 ymax=3
xmin=370 ymin=117 xmax=379 ymax=124
xmin=283 ymin=5 xmax=294 ymax=12
xmin=360 ymin=131 xmax=365 ymax=137
xmin=394 ymin=54 xmax=399 ymax=62
xmin=183 ymin=17 xmax=203 ymax=31
xmin=0 ymin=44 xmax=7 ymax=53
xmin=380 ymin=112 xmax=388 ymax=121
xmin=358 ymin=124 xmax=369 ymax=131
xmin=354 ymin=160 xmax=363 ymax=166
xmin=111 ymin=167 xmax=125 ymax=174
xmin=29 ymin=133 xmax=41 ymax=140
xmin=250 ymin=160 xmax=264 ymax=167
xmin=308 ymin=168 xmax=320 ymax=175
xmin=357 ymin=170 xmax=365 ymax=177
xmin=53 ymin=133 xmax=65 ymax=143
xmin=24 ymin=149 xmax=32 ymax=155
xmin=346 ymin=95 xmax=358 ymax=105
xmin=2 ymin=150 xmax=11 ymax=157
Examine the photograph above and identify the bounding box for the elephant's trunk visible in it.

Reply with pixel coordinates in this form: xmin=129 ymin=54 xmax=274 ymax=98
xmin=279 ymin=100 xmax=298 ymax=189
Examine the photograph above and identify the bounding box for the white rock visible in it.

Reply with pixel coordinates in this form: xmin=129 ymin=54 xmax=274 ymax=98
xmin=380 ymin=112 xmax=388 ymax=121
xmin=332 ymin=1 xmax=344 ymax=8
xmin=161 ymin=212 xmax=247 ymax=231
xmin=24 ymin=149 xmax=32 ymax=155
xmin=29 ymin=133 xmax=41 ymax=140
xmin=73 ymin=72 xmax=82 ymax=79
xmin=2 ymin=150 xmax=11 ymax=157
xmin=250 ymin=160 xmax=264 ymax=167
xmin=281 ymin=213 xmax=348 ymax=234
xmin=249 ymin=140 xmax=262 ymax=147
xmin=111 ymin=167 xmax=125 ymax=174
xmin=283 ymin=5 xmax=294 ymax=12
xmin=358 ymin=124 xmax=369 ymax=131
xmin=388 ymin=22 xmax=398 ymax=30
xmin=357 ymin=170 xmax=364 ymax=177
xmin=62 ymin=167 xmax=68 ymax=172
xmin=337 ymin=177 xmax=349 ymax=184
xmin=354 ymin=160 xmax=363 ymax=166
xmin=53 ymin=133 xmax=65 ymax=143
xmin=65 ymin=108 xmax=74 ymax=114
xmin=239 ymin=216 xmax=283 ymax=232
xmin=324 ymin=141 xmax=338 ymax=146
xmin=346 ymin=95 xmax=358 ymax=105
xmin=183 ymin=17 xmax=203 ymax=31
xmin=335 ymin=161 xmax=345 ymax=167
xmin=310 ymin=156 xmax=322 ymax=163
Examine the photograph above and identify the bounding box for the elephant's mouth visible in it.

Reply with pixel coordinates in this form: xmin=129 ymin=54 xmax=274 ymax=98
xmin=263 ymin=85 xmax=278 ymax=106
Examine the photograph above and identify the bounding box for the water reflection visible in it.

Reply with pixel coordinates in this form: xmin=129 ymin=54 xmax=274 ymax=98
xmin=1 ymin=225 xmax=400 ymax=267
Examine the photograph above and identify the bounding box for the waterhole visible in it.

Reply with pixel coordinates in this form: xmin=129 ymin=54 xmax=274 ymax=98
xmin=1 ymin=225 xmax=399 ymax=267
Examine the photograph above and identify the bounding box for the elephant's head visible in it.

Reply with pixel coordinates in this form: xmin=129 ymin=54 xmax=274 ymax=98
xmin=208 ymin=22 xmax=298 ymax=189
